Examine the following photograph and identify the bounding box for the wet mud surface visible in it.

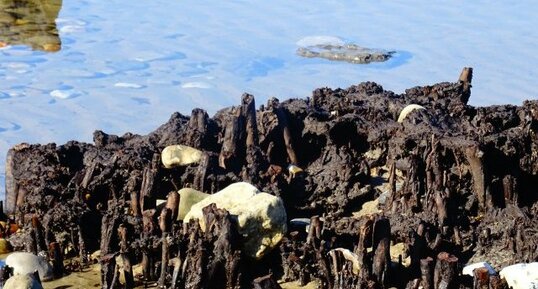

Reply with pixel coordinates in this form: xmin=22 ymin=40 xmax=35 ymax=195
xmin=3 ymin=68 xmax=538 ymax=288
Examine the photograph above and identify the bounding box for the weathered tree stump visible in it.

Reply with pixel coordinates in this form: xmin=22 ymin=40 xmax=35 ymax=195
xmin=158 ymin=208 xmax=171 ymax=288
xmin=433 ymin=252 xmax=458 ymax=289
xmin=372 ymin=218 xmax=391 ymax=286
xmin=141 ymin=209 xmax=157 ymax=282
xmin=420 ymin=257 xmax=434 ymax=289
xmin=472 ymin=267 xmax=489 ymax=289
xmin=31 ymin=216 xmax=46 ymax=254
xmin=49 ymin=242 xmax=64 ymax=279
xmin=100 ymin=201 xmax=121 ymax=289
xmin=118 ymin=224 xmax=134 ymax=289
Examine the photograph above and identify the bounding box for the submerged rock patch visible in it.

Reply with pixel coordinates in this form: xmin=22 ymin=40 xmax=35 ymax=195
xmin=297 ymin=42 xmax=394 ymax=64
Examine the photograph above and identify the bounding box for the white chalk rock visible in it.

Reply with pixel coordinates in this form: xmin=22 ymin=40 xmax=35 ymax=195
xmin=3 ymin=274 xmax=43 ymax=289
xmin=397 ymin=104 xmax=425 ymax=123
xmin=184 ymin=182 xmax=287 ymax=259
xmin=161 ymin=145 xmax=203 ymax=168
xmin=5 ymin=252 xmax=53 ymax=281
xmin=500 ymin=263 xmax=538 ymax=289
xmin=177 ymin=188 xmax=210 ymax=221
xmin=462 ymin=262 xmax=496 ymax=277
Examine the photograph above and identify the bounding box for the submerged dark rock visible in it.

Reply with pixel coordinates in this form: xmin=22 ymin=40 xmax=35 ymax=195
xmin=297 ymin=44 xmax=394 ymax=64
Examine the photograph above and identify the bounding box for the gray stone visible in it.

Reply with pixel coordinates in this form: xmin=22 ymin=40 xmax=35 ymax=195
xmin=184 ymin=182 xmax=287 ymax=259
xmin=3 ymin=274 xmax=43 ymax=289
xmin=5 ymin=252 xmax=53 ymax=281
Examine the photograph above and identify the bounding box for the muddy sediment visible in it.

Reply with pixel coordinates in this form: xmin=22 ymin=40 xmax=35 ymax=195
xmin=2 ymin=68 xmax=538 ymax=288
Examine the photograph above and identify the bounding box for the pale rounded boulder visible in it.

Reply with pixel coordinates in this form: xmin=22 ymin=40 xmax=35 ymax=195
xmin=184 ymin=182 xmax=287 ymax=259
xmin=161 ymin=145 xmax=203 ymax=168
xmin=499 ymin=263 xmax=538 ymax=289
xmin=3 ymin=274 xmax=43 ymax=289
xmin=177 ymin=188 xmax=209 ymax=221
xmin=5 ymin=252 xmax=54 ymax=281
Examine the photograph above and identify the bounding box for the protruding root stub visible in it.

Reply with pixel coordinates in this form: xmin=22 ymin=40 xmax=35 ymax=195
xmin=158 ymin=208 xmax=172 ymax=288
xmin=420 ymin=257 xmax=434 ymax=289
xmin=306 ymin=215 xmax=322 ymax=246
xmin=464 ymin=144 xmax=487 ymax=213
xmin=252 ymin=274 xmax=283 ymax=289
xmin=118 ymin=224 xmax=134 ymax=289
xmin=179 ymin=204 xmax=243 ymax=289
xmin=458 ymin=67 xmax=473 ymax=104
xmin=141 ymin=209 xmax=157 ymax=282
xmin=488 ymin=275 xmax=508 ymax=289
xmin=433 ymin=252 xmax=458 ymax=289
xmin=372 ymin=217 xmax=391 ymax=287
xmin=273 ymin=103 xmax=298 ymax=166
xmin=49 ymin=242 xmax=64 ymax=279
xmin=31 ymin=215 xmax=47 ymax=254
xmin=472 ymin=267 xmax=490 ymax=289
xmin=100 ymin=203 xmax=121 ymax=289
xmin=165 ymin=191 xmax=180 ymax=222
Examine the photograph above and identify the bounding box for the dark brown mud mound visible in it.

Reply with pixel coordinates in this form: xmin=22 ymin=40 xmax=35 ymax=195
xmin=2 ymin=68 xmax=538 ymax=289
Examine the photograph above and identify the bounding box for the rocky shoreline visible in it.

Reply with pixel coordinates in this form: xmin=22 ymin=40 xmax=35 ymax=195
xmin=1 ymin=68 xmax=537 ymax=289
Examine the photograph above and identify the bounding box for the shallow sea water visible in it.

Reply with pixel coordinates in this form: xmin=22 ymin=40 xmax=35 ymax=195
xmin=0 ymin=0 xmax=537 ymax=200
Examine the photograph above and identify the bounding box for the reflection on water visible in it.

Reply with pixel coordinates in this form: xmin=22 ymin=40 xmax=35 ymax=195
xmin=0 ymin=0 xmax=62 ymax=52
